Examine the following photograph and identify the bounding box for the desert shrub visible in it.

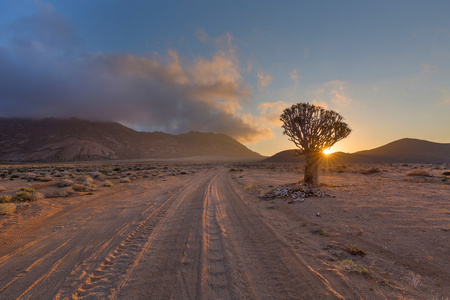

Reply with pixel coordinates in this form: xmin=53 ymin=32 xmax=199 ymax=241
xmin=90 ymin=172 xmax=106 ymax=181
xmin=339 ymin=260 xmax=368 ymax=275
xmin=103 ymin=180 xmax=114 ymax=187
xmin=76 ymin=175 xmax=94 ymax=184
xmin=410 ymin=272 xmax=421 ymax=288
xmin=36 ymin=175 xmax=53 ymax=182
xmin=71 ymin=184 xmax=96 ymax=192
xmin=406 ymin=169 xmax=432 ymax=177
xmin=58 ymin=179 xmax=74 ymax=187
xmin=120 ymin=177 xmax=131 ymax=183
xmin=0 ymin=203 xmax=16 ymax=215
xmin=344 ymin=244 xmax=367 ymax=256
xmin=12 ymin=187 xmax=44 ymax=202
xmin=0 ymin=195 xmax=11 ymax=203
xmin=360 ymin=167 xmax=381 ymax=175
xmin=244 ymin=184 xmax=259 ymax=191
xmin=58 ymin=187 xmax=75 ymax=197
xmin=25 ymin=173 xmax=37 ymax=180
xmin=99 ymin=168 xmax=111 ymax=175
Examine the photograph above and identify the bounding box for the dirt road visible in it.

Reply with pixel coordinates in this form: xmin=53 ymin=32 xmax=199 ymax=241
xmin=0 ymin=168 xmax=354 ymax=299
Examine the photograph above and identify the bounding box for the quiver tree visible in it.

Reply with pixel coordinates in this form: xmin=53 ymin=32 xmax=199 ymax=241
xmin=280 ymin=103 xmax=351 ymax=186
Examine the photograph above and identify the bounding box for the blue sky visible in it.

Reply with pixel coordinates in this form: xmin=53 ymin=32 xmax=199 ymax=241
xmin=1 ymin=0 xmax=449 ymax=156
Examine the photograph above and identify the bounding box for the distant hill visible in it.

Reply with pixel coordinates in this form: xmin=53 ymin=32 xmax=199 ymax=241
xmin=264 ymin=138 xmax=450 ymax=163
xmin=0 ymin=118 xmax=262 ymax=162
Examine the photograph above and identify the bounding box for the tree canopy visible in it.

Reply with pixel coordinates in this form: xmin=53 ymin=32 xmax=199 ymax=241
xmin=280 ymin=103 xmax=352 ymax=155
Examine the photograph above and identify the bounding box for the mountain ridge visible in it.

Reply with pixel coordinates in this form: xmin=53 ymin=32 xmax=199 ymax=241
xmin=0 ymin=118 xmax=261 ymax=162
xmin=264 ymin=138 xmax=450 ymax=163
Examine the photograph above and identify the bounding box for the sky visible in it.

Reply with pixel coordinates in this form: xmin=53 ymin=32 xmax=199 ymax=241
xmin=0 ymin=0 xmax=449 ymax=156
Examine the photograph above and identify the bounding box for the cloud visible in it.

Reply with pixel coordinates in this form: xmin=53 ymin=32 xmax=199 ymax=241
xmin=421 ymin=63 xmax=437 ymax=73
xmin=290 ymin=68 xmax=301 ymax=84
xmin=0 ymin=4 xmax=271 ymax=144
xmin=438 ymin=99 xmax=450 ymax=105
xmin=195 ymin=27 xmax=209 ymax=42
xmin=258 ymin=101 xmax=288 ymax=127
xmin=257 ymin=72 xmax=273 ymax=89
xmin=314 ymin=80 xmax=353 ymax=106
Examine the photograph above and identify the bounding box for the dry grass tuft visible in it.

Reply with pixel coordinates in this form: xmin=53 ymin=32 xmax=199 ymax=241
xmin=58 ymin=179 xmax=73 ymax=187
xmin=405 ymin=169 xmax=432 ymax=177
xmin=120 ymin=177 xmax=131 ymax=183
xmin=0 ymin=203 xmax=16 ymax=215
xmin=360 ymin=167 xmax=381 ymax=175
xmin=103 ymin=180 xmax=114 ymax=187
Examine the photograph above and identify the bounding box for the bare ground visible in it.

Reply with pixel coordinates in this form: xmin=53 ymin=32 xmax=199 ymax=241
xmin=0 ymin=162 xmax=448 ymax=299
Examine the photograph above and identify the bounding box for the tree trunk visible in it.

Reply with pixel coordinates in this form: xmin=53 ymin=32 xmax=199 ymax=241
xmin=303 ymin=152 xmax=322 ymax=186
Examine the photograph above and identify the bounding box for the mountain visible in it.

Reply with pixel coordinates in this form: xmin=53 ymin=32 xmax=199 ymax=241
xmin=0 ymin=118 xmax=261 ymax=162
xmin=264 ymin=138 xmax=450 ymax=163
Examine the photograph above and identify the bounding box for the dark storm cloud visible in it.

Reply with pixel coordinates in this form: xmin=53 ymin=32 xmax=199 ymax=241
xmin=0 ymin=3 xmax=270 ymax=143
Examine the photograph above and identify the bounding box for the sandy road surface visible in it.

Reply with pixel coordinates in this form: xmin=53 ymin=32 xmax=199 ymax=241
xmin=0 ymin=168 xmax=354 ymax=299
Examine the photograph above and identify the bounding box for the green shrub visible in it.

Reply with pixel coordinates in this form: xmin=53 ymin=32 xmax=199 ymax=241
xmin=12 ymin=187 xmax=43 ymax=202
xmin=0 ymin=195 xmax=11 ymax=203
xmin=0 ymin=203 xmax=16 ymax=215
xmin=339 ymin=260 xmax=368 ymax=275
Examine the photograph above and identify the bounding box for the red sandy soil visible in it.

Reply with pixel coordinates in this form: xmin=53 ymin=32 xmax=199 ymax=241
xmin=0 ymin=162 xmax=448 ymax=299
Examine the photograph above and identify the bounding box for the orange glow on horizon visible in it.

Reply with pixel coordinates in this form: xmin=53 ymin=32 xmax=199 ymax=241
xmin=323 ymin=148 xmax=333 ymax=155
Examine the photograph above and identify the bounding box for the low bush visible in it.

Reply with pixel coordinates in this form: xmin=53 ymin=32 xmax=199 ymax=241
xmin=58 ymin=179 xmax=73 ymax=187
xmin=12 ymin=187 xmax=44 ymax=202
xmin=77 ymin=175 xmax=94 ymax=185
xmin=344 ymin=244 xmax=367 ymax=256
xmin=36 ymin=175 xmax=53 ymax=182
xmin=72 ymin=184 xmax=96 ymax=192
xmin=339 ymin=260 xmax=368 ymax=275
xmin=103 ymin=180 xmax=114 ymax=187
xmin=120 ymin=177 xmax=131 ymax=183
xmin=406 ymin=169 xmax=432 ymax=177
xmin=360 ymin=167 xmax=381 ymax=175
xmin=58 ymin=187 xmax=75 ymax=197
xmin=0 ymin=203 xmax=16 ymax=215
xmin=0 ymin=195 xmax=11 ymax=203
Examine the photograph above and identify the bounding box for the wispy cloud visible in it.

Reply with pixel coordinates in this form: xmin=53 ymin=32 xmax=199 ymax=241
xmin=195 ymin=27 xmax=209 ymax=42
xmin=258 ymin=101 xmax=288 ymax=127
xmin=289 ymin=68 xmax=301 ymax=84
xmin=314 ymin=80 xmax=353 ymax=107
xmin=421 ymin=64 xmax=437 ymax=73
xmin=257 ymin=71 xmax=273 ymax=89
xmin=0 ymin=4 xmax=272 ymax=144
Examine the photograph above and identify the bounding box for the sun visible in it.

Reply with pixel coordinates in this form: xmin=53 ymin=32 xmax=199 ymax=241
xmin=323 ymin=148 xmax=333 ymax=155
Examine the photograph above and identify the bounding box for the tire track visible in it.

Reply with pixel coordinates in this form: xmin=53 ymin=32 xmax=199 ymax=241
xmin=214 ymin=170 xmax=345 ymax=299
xmin=0 ymin=186 xmax=130 ymax=254
xmin=200 ymin=172 xmax=238 ymax=299
xmin=60 ymin=173 xmax=214 ymax=299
